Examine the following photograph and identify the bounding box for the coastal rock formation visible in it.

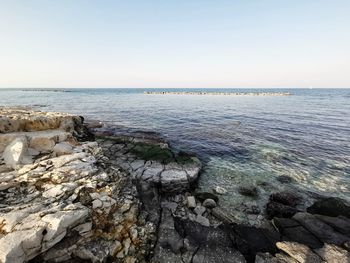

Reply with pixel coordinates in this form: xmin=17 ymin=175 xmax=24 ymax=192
xmin=0 ymin=107 xmax=349 ymax=263
xmin=0 ymin=108 xmax=149 ymax=263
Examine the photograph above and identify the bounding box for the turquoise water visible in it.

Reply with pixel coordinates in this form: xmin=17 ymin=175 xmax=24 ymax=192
xmin=1 ymin=88 xmax=349 ymax=216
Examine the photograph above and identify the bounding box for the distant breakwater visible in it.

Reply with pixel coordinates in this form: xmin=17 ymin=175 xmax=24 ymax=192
xmin=144 ymin=91 xmax=292 ymax=96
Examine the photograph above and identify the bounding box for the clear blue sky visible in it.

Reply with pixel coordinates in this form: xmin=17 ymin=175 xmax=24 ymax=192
xmin=0 ymin=0 xmax=349 ymax=88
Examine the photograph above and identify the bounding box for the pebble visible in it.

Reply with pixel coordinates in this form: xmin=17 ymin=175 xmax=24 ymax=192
xmin=214 ymin=186 xmax=227 ymax=195
xmin=187 ymin=196 xmax=196 ymax=208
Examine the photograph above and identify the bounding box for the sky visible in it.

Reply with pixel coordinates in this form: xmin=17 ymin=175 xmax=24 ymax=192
xmin=0 ymin=0 xmax=349 ymax=88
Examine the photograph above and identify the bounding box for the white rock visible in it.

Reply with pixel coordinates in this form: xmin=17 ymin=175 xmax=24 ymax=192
xmin=214 ymin=186 xmax=227 ymax=195
xmin=187 ymin=196 xmax=196 ymax=208
xmin=3 ymin=137 xmax=29 ymax=169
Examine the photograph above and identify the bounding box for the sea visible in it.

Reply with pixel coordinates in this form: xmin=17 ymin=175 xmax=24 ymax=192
xmin=1 ymin=88 xmax=349 ymax=219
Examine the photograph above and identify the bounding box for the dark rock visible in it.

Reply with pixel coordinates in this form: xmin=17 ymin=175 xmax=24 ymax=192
xmin=293 ymin=212 xmax=349 ymax=246
xmin=276 ymin=176 xmax=295 ymax=184
xmin=255 ymin=252 xmax=295 ymax=263
xmin=135 ymin=181 xmax=161 ymax=225
xmin=174 ymin=219 xmax=248 ymax=262
xmin=307 ymin=197 xmax=350 ymax=218
xmin=282 ymin=226 xmax=323 ymax=249
xmin=76 ymin=187 xmax=94 ymax=206
xmin=238 ymin=185 xmax=259 ymax=197
xmin=192 ymin=245 xmax=246 ymax=263
xmin=273 ymin=218 xmax=300 ymax=229
xmin=203 ymin=198 xmax=217 ymax=209
xmin=270 ymin=192 xmax=302 ymax=207
xmin=229 ymin=223 xmax=280 ymax=263
xmin=314 ymin=214 xmax=350 ymax=236
xmin=266 ymin=201 xmax=298 ymax=219
xmin=194 ymin=192 xmax=219 ymax=203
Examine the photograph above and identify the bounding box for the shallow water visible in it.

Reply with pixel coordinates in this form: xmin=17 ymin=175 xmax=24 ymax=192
xmin=1 ymin=88 xmax=349 ymax=216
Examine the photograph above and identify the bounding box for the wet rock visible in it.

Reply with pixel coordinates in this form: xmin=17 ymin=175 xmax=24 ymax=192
xmin=229 ymin=223 xmax=281 ymax=262
xmin=239 ymin=185 xmax=259 ymax=197
xmin=273 ymin=218 xmax=323 ymax=249
xmin=214 ymin=186 xmax=227 ymax=195
xmin=203 ymin=198 xmax=217 ymax=209
xmin=315 ymin=244 xmax=350 ymax=263
xmin=276 ymin=241 xmax=324 ymax=263
xmin=194 ymin=192 xmax=219 ymax=203
xmin=270 ymin=192 xmax=302 ymax=207
xmin=266 ymin=201 xmax=298 ymax=219
xmin=293 ymin=212 xmax=349 ymax=245
xmin=307 ymin=197 xmax=350 ymax=218
xmin=187 ymin=196 xmax=196 ymax=208
xmin=314 ymin=214 xmax=350 ymax=236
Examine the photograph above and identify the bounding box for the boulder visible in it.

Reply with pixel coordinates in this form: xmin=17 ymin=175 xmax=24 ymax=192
xmin=307 ymin=197 xmax=350 ymax=218
xmin=203 ymin=199 xmax=217 ymax=209
xmin=2 ymin=137 xmax=30 ymax=169
xmin=270 ymin=192 xmax=302 ymax=207
xmin=293 ymin=213 xmax=349 ymax=245
xmin=273 ymin=218 xmax=323 ymax=249
xmin=194 ymin=192 xmax=219 ymax=203
xmin=314 ymin=214 xmax=350 ymax=236
xmin=266 ymin=201 xmax=298 ymax=219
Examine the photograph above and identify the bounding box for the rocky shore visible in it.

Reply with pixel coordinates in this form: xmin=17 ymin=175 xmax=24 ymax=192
xmin=0 ymin=107 xmax=349 ymax=263
xmin=144 ymin=91 xmax=292 ymax=96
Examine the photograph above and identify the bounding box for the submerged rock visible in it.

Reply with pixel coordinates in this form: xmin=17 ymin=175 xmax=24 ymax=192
xmin=238 ymin=185 xmax=259 ymax=197
xmin=214 ymin=186 xmax=227 ymax=195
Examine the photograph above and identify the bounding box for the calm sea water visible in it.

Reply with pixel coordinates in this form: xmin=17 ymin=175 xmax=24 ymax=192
xmin=1 ymin=88 xmax=349 ymax=217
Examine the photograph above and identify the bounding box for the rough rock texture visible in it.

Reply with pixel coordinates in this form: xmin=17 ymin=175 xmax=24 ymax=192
xmin=0 ymin=108 xmax=149 ymax=263
xmin=96 ymin=136 xmax=201 ymax=193
xmin=1 ymin=108 xmax=349 ymax=263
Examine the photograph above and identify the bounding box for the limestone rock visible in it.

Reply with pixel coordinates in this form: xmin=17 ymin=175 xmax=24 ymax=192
xmin=315 ymin=244 xmax=350 ymax=263
xmin=2 ymin=137 xmax=30 ymax=169
xmin=276 ymin=241 xmax=324 ymax=263
xmin=53 ymin=142 xmax=74 ymax=156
